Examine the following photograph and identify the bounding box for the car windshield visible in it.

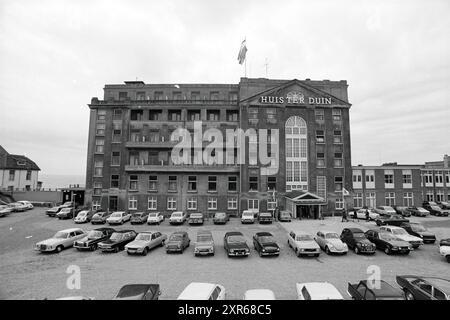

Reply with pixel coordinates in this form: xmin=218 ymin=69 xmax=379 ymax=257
xmin=431 ymin=206 xmax=441 ymax=211
xmin=109 ymin=233 xmax=123 ymax=241
xmin=136 ymin=233 xmax=151 ymax=241
xmin=60 ymin=208 xmax=70 ymax=213
xmin=215 ymin=213 xmax=225 ymax=218
xmin=87 ymin=230 xmax=103 ymax=239
xmin=296 ymin=234 xmax=313 ymax=241
xmin=258 ymin=236 xmax=275 ymax=243
xmin=392 ymin=229 xmax=407 ymax=235
xmin=149 ymin=213 xmax=158 ymax=217
xmin=172 ymin=213 xmax=182 ymax=217
xmin=228 ymin=235 xmax=246 ymax=243
xmin=391 ymin=215 xmax=402 ymax=219
xmin=78 ymin=211 xmax=87 ymax=217
xmin=418 ymin=208 xmax=427 ymax=212
xmin=190 ymin=214 xmax=202 ymax=218
xmin=197 ymin=235 xmax=212 ymax=242
xmin=325 ymin=233 xmax=339 ymax=239
xmin=281 ymin=213 xmax=291 ymax=217
xmin=379 ymin=233 xmax=397 ymax=241
xmin=95 ymin=212 xmax=104 ymax=217
xmin=411 ymin=224 xmax=427 ymax=232
xmin=132 ymin=213 xmax=142 ymax=217
xmin=111 ymin=213 xmax=122 ymax=217
xmin=353 ymin=232 xmax=366 ymax=239
xmin=53 ymin=231 xmax=69 ymax=239
xmin=169 ymin=234 xmax=183 ymax=241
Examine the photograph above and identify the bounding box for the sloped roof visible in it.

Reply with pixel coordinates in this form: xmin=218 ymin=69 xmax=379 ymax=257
xmin=0 ymin=149 xmax=40 ymax=171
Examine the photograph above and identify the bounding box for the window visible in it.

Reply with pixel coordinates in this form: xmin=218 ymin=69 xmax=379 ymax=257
xmin=168 ymin=110 xmax=182 ymax=121
xmin=148 ymin=176 xmax=158 ymax=191
xmin=228 ymin=176 xmax=237 ymax=192
xmin=154 ymin=91 xmax=163 ymax=100
xmin=111 ymin=151 xmax=120 ymax=166
xmin=208 ymin=197 xmax=217 ymax=210
xmin=172 ymin=91 xmax=182 ymax=100
xmin=332 ymin=109 xmax=342 ymax=121
xmin=423 ymin=171 xmax=433 ymax=185
xmin=403 ymin=192 xmax=413 ymax=206
xmin=187 ymin=110 xmax=201 ymax=121
xmin=149 ymin=110 xmax=162 ymax=121
xmin=210 ymin=91 xmax=220 ymax=100
xmin=207 ymin=110 xmax=220 ymax=121
xmin=333 ymin=130 xmax=342 ymax=144
xmin=403 ymin=170 xmax=412 ymax=184
xmin=93 ymin=181 xmax=102 ymax=195
xmin=208 ymin=176 xmax=217 ymax=192
xmin=286 ymin=116 xmax=308 ymax=191
xmin=113 ymin=109 xmax=122 ymax=120
xmin=426 ymin=191 xmax=434 ymax=202
xmin=385 ymin=192 xmax=395 ymax=206
xmin=316 ymin=130 xmax=325 ymax=143
xmin=249 ymin=176 xmax=258 ymax=191
xmin=226 ymin=110 xmax=238 ymax=122
xmin=248 ymin=199 xmax=259 ymax=210
xmin=95 ymin=138 xmax=104 ymax=153
xmin=384 ymin=174 xmax=394 ymax=184
xmin=136 ymin=91 xmax=145 ymax=100
xmin=353 ymin=172 xmax=362 ymax=183
xmin=229 ymin=92 xmax=238 ymax=102
xmin=228 ymin=197 xmax=238 ymax=210
xmin=119 ymin=92 xmax=128 ymax=100
xmin=335 ymin=198 xmax=344 ymax=210
xmin=128 ymin=195 xmax=138 ymax=210
xmin=97 ymin=110 xmax=106 ymax=121
xmin=188 ymin=176 xmax=197 ymax=191
xmin=435 ymin=171 xmax=444 ymax=185
xmin=111 ymin=175 xmax=119 ymax=188
xmin=129 ymin=175 xmax=138 ymax=190
xmin=167 ymin=197 xmax=177 ymax=210
xmin=445 ymin=171 xmax=450 ymax=184
xmin=94 ymin=160 xmax=103 ymax=177
xmin=365 ymin=192 xmax=376 ymax=208
xmin=267 ymin=176 xmax=277 ymax=190
xmin=334 ymin=153 xmax=343 ymax=168
xmin=366 ymin=173 xmax=375 ymax=182
xmin=112 ymin=123 xmax=122 ymax=143
xmin=266 ymin=108 xmax=276 ymax=123
xmin=317 ymin=152 xmax=325 ymax=168
xmin=190 ymin=91 xmax=200 ymax=100
xmin=168 ymin=176 xmax=177 ymax=191
xmin=436 ymin=191 xmax=444 ymax=202
xmin=248 ymin=107 xmax=258 ymax=123
xmin=187 ymin=197 xmax=197 ymax=210
xmin=267 ymin=200 xmax=277 ymax=211
xmin=26 ymin=170 xmax=32 ymax=180
xmin=96 ymin=123 xmax=105 ymax=136
xmin=146 ymin=196 xmax=157 ymax=210
xmin=92 ymin=199 xmax=101 ymax=211
xmin=317 ymin=176 xmax=327 ymax=199
xmin=354 ymin=192 xmax=363 ymax=208
xmin=315 ymin=109 xmax=324 ymax=121
xmin=335 ymin=176 xmax=343 ymax=191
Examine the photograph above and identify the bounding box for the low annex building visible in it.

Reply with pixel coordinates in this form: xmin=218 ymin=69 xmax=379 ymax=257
xmin=0 ymin=145 xmax=40 ymax=191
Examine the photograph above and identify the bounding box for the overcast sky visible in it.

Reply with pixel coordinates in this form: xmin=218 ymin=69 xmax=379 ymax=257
xmin=0 ymin=0 xmax=449 ymax=177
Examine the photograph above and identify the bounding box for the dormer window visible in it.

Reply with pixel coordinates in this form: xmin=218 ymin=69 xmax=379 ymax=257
xmin=17 ymin=161 xmax=26 ymax=166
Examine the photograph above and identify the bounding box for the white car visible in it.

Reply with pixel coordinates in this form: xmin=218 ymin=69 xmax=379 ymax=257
xmin=243 ymin=289 xmax=276 ymax=300
xmin=17 ymin=200 xmax=33 ymax=210
xmin=169 ymin=211 xmax=187 ymax=224
xmin=375 ymin=206 xmax=397 ymax=216
xmin=125 ymin=231 xmax=167 ymax=256
xmin=241 ymin=210 xmax=257 ymax=224
xmin=74 ymin=210 xmax=91 ymax=223
xmin=106 ymin=211 xmax=131 ymax=225
xmin=379 ymin=226 xmax=423 ymax=249
xmin=7 ymin=202 xmax=28 ymax=212
xmin=147 ymin=212 xmax=165 ymax=225
xmin=287 ymin=230 xmax=320 ymax=257
xmin=296 ymin=282 xmax=344 ymax=300
xmin=0 ymin=205 xmax=13 ymax=217
xmin=177 ymin=282 xmax=225 ymax=300
xmin=439 ymin=242 xmax=450 ymax=263
xmin=314 ymin=231 xmax=348 ymax=254
xmin=35 ymin=228 xmax=87 ymax=253
xmin=352 ymin=208 xmax=380 ymax=220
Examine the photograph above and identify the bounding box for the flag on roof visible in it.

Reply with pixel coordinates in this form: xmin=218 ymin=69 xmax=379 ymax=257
xmin=237 ymin=39 xmax=247 ymax=65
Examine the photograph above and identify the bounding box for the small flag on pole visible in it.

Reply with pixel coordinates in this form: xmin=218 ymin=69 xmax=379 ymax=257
xmin=237 ymin=39 xmax=247 ymax=65
xmin=342 ymin=188 xmax=350 ymax=196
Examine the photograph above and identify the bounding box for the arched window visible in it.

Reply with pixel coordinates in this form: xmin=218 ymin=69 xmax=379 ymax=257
xmin=285 ymin=116 xmax=308 ymax=191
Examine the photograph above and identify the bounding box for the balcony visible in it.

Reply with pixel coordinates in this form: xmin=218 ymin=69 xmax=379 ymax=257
xmin=90 ymin=97 xmax=238 ymax=106
xmin=125 ymin=141 xmax=177 ymax=149
xmin=125 ymin=163 xmax=239 ymax=173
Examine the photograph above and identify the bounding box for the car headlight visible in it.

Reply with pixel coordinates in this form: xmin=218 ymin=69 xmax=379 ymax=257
xmin=392 ymin=246 xmax=399 ymax=250
xmin=357 ymin=243 xmax=362 ymax=247
xmin=262 ymin=248 xmax=266 ymax=252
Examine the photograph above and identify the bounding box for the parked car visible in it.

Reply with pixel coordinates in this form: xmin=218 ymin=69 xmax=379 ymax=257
xmin=439 ymin=201 xmax=450 ymax=209
xmin=98 ymin=230 xmax=137 ymax=253
xmin=0 ymin=205 xmax=13 ymax=217
xmin=287 ymin=230 xmax=320 ymax=257
xmin=351 ymin=208 xmax=379 ymax=221
xmin=16 ymin=200 xmax=33 ymax=210
xmin=8 ymin=202 xmax=29 ymax=212
xmin=340 ymin=228 xmax=376 ymax=254
xmin=177 ymin=282 xmax=225 ymax=300
xmin=74 ymin=210 xmax=95 ymax=223
xmin=439 ymin=239 xmax=450 ymax=263
xmin=125 ymin=231 xmax=167 ymax=256
xmin=113 ymin=284 xmax=161 ymax=300
xmin=314 ymin=231 xmax=348 ymax=255
xmin=375 ymin=206 xmax=396 ymax=216
xmin=224 ymin=231 xmax=250 ymax=257
xmin=56 ymin=207 xmax=75 ymax=219
xmin=106 ymin=211 xmax=132 ymax=225
xmin=74 ymin=227 xmax=116 ymax=251
xmin=130 ymin=211 xmax=149 ymax=224
xmin=46 ymin=201 xmax=73 ymax=217
xmin=35 ymin=228 xmax=87 ymax=253
xmin=393 ymin=206 xmax=411 ymax=217
xmin=188 ymin=213 xmax=204 ymax=225
xmin=278 ymin=210 xmax=292 ymax=222
xmin=396 ymin=275 xmax=450 ymax=300
xmin=243 ymin=289 xmax=276 ymax=300
xmin=194 ymin=230 xmax=215 ymax=256
xmin=375 ymin=214 xmax=409 ymax=226
xmin=347 ymin=280 xmax=404 ymax=300
xmin=296 ymin=282 xmax=344 ymax=300
xmin=213 ymin=212 xmax=229 ymax=224
xmin=379 ymin=226 xmax=423 ymax=249
xmin=364 ymin=229 xmax=411 ymax=255
xmin=166 ymin=231 xmax=190 ymax=253
xmin=422 ymin=201 xmax=439 ymax=211
xmin=399 ymin=222 xmax=436 ymax=244
xmin=55 ymin=296 xmax=93 ymax=300
xmin=253 ymin=232 xmax=280 ymax=257
xmin=169 ymin=211 xmax=187 ymax=225
xmin=425 ymin=205 xmax=449 ymax=217
xmin=257 ymin=212 xmax=273 ymax=224
xmin=241 ymin=210 xmax=256 ymax=224
xmin=90 ymin=211 xmax=111 ymax=224
xmin=407 ymin=206 xmax=430 ymax=217
xmin=147 ymin=212 xmax=165 ymax=225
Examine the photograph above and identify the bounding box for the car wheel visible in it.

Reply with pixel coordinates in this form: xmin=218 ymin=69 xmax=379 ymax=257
xmin=259 ymin=251 xmax=263 ymax=257
xmin=384 ymin=247 xmax=391 ymax=255
xmin=354 ymin=247 xmax=360 ymax=255
xmin=161 ymin=240 xmax=165 ymax=247
xmin=404 ymin=289 xmax=415 ymax=300
xmin=325 ymin=246 xmax=331 ymax=255
xmin=114 ymin=247 xmax=119 ymax=253
xmin=446 ymin=256 xmax=450 ymax=263
xmin=56 ymin=245 xmax=63 ymax=253
xmin=143 ymin=248 xmax=148 ymax=256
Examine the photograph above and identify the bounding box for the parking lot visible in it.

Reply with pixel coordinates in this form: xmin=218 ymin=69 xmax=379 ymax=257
xmin=0 ymin=208 xmax=449 ymax=300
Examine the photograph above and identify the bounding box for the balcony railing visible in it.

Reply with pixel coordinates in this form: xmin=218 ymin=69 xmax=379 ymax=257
xmin=125 ymin=163 xmax=240 ymax=173
xmin=91 ymin=98 xmax=238 ymax=106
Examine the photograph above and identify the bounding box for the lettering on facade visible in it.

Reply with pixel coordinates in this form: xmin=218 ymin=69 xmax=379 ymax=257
xmin=260 ymin=90 xmax=332 ymax=105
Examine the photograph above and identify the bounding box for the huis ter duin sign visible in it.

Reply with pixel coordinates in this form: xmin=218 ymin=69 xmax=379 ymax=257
xmin=260 ymin=91 xmax=332 ymax=105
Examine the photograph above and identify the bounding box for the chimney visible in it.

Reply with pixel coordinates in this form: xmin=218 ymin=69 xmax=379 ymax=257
xmin=444 ymin=154 xmax=449 ymax=168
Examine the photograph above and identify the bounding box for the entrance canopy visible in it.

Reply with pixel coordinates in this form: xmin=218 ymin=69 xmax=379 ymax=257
xmin=284 ymin=191 xmax=327 ymax=205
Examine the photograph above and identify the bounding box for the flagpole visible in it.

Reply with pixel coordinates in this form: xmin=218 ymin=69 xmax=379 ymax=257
xmin=244 ymin=58 xmax=247 ymax=77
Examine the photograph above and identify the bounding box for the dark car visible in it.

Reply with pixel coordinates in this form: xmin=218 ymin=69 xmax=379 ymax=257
xmin=213 ymin=212 xmax=229 ymax=225
xmin=439 ymin=201 xmax=450 ymax=210
xmin=375 ymin=214 xmax=409 ymax=226
xmin=91 ymin=211 xmax=111 ymax=224
xmin=224 ymin=231 xmax=250 ymax=257
xmin=396 ymin=275 xmax=450 ymax=300
xmin=56 ymin=207 xmax=75 ymax=219
xmin=340 ymin=228 xmax=376 ymax=255
xmin=188 ymin=213 xmax=204 ymax=225
xmin=252 ymin=232 xmax=280 ymax=257
xmin=399 ymin=222 xmax=436 ymax=244
xmin=425 ymin=205 xmax=449 ymax=217
xmin=393 ymin=206 xmax=411 ymax=217
xmin=257 ymin=212 xmax=273 ymax=224
xmin=441 ymin=238 xmax=450 ymax=246
xmin=165 ymin=231 xmax=190 ymax=253
xmin=365 ymin=229 xmax=411 ymax=255
xmin=130 ymin=211 xmax=149 ymax=224
xmin=278 ymin=210 xmax=292 ymax=222
xmin=98 ymin=230 xmax=137 ymax=253
xmin=407 ymin=206 xmax=429 ymax=217
xmin=74 ymin=227 xmax=116 ymax=251
xmin=113 ymin=284 xmax=161 ymax=300
xmin=348 ymin=280 xmax=404 ymax=300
